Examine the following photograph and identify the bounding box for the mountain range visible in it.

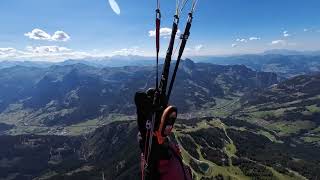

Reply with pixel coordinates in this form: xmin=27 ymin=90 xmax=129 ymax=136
xmin=0 ymin=59 xmax=277 ymax=133
xmin=1 ymin=50 xmax=320 ymax=78
xmin=1 ymin=71 xmax=319 ymax=179
xmin=0 ymin=55 xmax=319 ymax=180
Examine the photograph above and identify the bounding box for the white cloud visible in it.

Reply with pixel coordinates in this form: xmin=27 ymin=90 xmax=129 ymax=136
xmin=0 ymin=47 xmax=16 ymax=54
xmin=112 ymin=46 xmax=144 ymax=56
xmin=194 ymin=44 xmax=204 ymax=51
xmin=24 ymin=28 xmax=71 ymax=42
xmin=184 ymin=44 xmax=205 ymax=55
xmin=236 ymin=38 xmax=247 ymax=43
xmin=51 ymin=31 xmax=71 ymax=42
xmin=26 ymin=46 xmax=71 ymax=54
xmin=303 ymin=28 xmax=320 ymax=33
xmin=0 ymin=48 xmax=19 ymax=57
xmin=233 ymin=36 xmax=260 ymax=48
xmin=283 ymin=31 xmax=291 ymax=37
xmin=249 ymin=37 xmax=261 ymax=41
xmin=270 ymin=40 xmax=287 ymax=46
xmin=24 ymin=29 xmax=51 ymax=41
xmin=149 ymin=27 xmax=181 ymax=38
xmin=0 ymin=46 xmax=90 ymax=62
xmin=108 ymin=0 xmax=121 ymax=15
xmin=0 ymin=46 xmax=150 ymax=61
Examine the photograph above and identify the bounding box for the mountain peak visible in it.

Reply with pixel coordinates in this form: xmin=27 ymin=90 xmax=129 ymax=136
xmin=183 ymin=58 xmax=195 ymax=68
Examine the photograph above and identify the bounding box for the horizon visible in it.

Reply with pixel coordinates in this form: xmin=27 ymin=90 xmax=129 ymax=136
xmin=0 ymin=0 xmax=320 ymax=62
xmin=1 ymin=48 xmax=320 ymax=63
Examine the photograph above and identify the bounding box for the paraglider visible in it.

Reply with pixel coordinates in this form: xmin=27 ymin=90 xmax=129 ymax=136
xmin=135 ymin=0 xmax=199 ymax=179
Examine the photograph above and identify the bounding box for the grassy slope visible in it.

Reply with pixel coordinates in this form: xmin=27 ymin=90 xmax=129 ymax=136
xmin=174 ymin=118 xmax=305 ymax=180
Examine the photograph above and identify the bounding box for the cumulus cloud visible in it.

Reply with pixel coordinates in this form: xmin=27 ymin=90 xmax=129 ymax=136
xmin=249 ymin=37 xmax=261 ymax=41
xmin=24 ymin=28 xmax=71 ymax=41
xmin=283 ymin=31 xmax=291 ymax=37
xmin=304 ymin=28 xmax=309 ymax=32
xmin=236 ymin=38 xmax=247 ymax=43
xmin=51 ymin=31 xmax=71 ymax=41
xmin=149 ymin=27 xmax=181 ymax=38
xmin=24 ymin=29 xmax=51 ymax=40
xmin=270 ymin=40 xmax=287 ymax=46
xmin=231 ymin=44 xmax=238 ymax=48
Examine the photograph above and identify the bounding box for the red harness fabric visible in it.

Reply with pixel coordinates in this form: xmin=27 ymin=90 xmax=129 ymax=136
xmin=158 ymin=144 xmax=192 ymax=180
xmin=141 ymin=143 xmax=192 ymax=180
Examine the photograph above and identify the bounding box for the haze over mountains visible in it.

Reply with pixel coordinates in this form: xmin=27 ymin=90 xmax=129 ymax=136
xmin=1 ymin=50 xmax=319 ymax=80
xmin=1 ymin=50 xmax=320 ymax=78
xmin=0 ymin=51 xmax=319 ymax=180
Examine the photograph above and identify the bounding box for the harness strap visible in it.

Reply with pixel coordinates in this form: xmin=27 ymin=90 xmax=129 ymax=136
xmin=155 ymin=8 xmax=161 ymax=89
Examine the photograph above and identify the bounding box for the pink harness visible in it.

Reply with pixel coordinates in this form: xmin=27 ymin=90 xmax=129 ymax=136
xmin=141 ymin=144 xmax=192 ymax=180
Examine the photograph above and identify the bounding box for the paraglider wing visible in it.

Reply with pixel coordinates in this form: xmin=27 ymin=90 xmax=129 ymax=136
xmin=108 ymin=0 xmax=121 ymax=15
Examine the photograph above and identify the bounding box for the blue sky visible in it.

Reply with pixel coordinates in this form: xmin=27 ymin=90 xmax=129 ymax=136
xmin=0 ymin=0 xmax=319 ymax=61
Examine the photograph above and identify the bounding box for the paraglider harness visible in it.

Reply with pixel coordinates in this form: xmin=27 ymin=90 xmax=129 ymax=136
xmin=135 ymin=0 xmax=198 ymax=180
